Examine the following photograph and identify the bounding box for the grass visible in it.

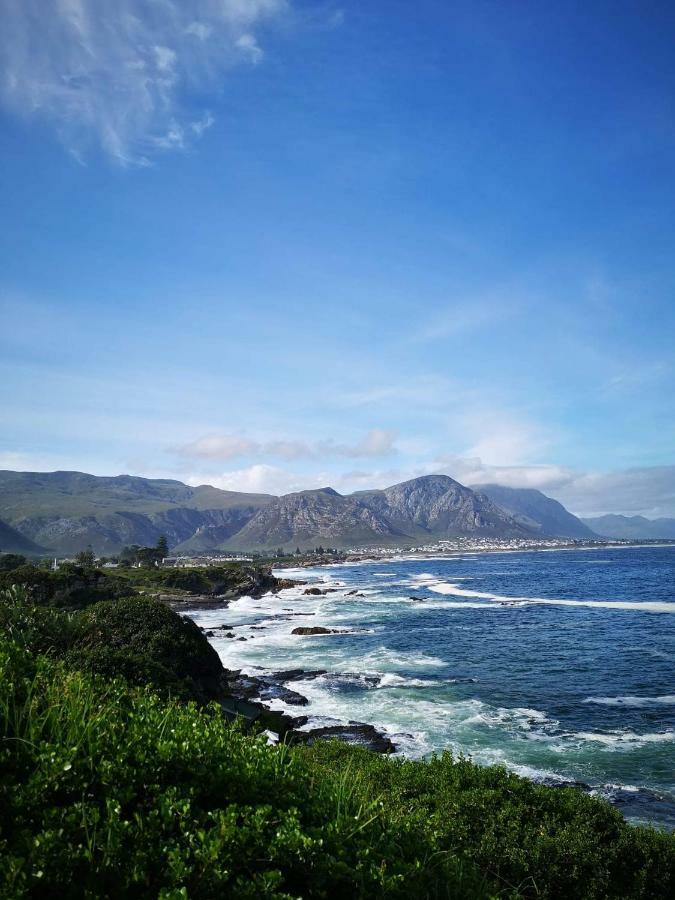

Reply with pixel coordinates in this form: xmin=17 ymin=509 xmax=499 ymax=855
xmin=0 ymin=638 xmax=487 ymax=899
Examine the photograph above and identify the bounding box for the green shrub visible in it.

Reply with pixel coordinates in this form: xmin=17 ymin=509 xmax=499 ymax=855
xmin=0 ymin=590 xmax=225 ymax=704
xmin=75 ymin=596 xmax=226 ymax=702
xmin=0 ymin=553 xmax=27 ymax=571
xmin=0 ymin=565 xmax=133 ymax=609
xmin=302 ymin=742 xmax=675 ymax=899
xmin=0 ymin=638 xmax=483 ymax=899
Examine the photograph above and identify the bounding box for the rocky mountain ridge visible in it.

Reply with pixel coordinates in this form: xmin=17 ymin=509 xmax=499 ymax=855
xmin=1 ymin=469 xmax=597 ymax=554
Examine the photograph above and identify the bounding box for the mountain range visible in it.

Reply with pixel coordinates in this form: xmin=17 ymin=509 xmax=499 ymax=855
xmin=0 ymin=469 xmax=607 ymax=555
xmin=580 ymin=514 xmax=675 ymax=540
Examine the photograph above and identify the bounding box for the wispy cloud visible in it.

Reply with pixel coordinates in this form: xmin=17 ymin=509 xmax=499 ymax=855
xmin=412 ymin=298 xmax=517 ymax=343
xmin=0 ymin=0 xmax=289 ymax=165
xmin=175 ymin=428 xmax=398 ymax=461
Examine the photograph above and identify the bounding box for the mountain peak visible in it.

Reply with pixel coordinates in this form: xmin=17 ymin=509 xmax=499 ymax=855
xmin=475 ymin=484 xmax=597 ymax=539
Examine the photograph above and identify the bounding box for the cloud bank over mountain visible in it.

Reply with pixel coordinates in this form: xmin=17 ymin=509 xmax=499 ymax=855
xmin=183 ymin=457 xmax=675 ymax=519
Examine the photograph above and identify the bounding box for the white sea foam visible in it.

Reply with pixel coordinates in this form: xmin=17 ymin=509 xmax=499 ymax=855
xmin=584 ymin=694 xmax=675 ymax=707
xmin=572 ymin=729 xmax=675 ymax=748
xmin=377 ymin=673 xmax=440 ymax=688
xmin=425 ymin=580 xmax=675 ymax=613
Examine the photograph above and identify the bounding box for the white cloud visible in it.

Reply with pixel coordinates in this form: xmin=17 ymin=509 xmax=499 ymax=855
xmin=324 ymin=428 xmax=398 ymax=458
xmin=0 ymin=0 xmax=289 ymax=164
xmin=176 ymin=434 xmax=258 ymax=460
xmin=175 ymin=428 xmax=398 ymax=461
xmin=235 ymin=33 xmax=264 ymax=64
xmin=435 ymin=458 xmax=675 ymax=519
xmin=191 ymin=463 xmax=311 ymax=496
xmin=457 ymin=410 xmax=552 ymax=466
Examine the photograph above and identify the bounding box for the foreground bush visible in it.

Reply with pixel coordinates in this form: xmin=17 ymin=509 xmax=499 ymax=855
xmin=1 ymin=594 xmax=674 ymax=899
xmin=302 ymin=743 xmax=675 ymax=898
xmin=0 ymin=638 xmax=485 ymax=899
xmin=0 ymin=591 xmax=226 ymax=703
xmin=72 ymin=596 xmax=225 ymax=702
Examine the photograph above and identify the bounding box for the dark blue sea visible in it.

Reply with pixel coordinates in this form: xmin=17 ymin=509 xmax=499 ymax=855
xmin=192 ymin=545 xmax=675 ymax=828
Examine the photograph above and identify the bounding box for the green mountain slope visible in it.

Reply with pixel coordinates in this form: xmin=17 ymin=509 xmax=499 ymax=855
xmin=0 ymin=518 xmax=49 ymax=555
xmin=0 ymin=471 xmax=273 ymax=555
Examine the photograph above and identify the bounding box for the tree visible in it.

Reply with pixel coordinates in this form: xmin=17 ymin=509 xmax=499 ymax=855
xmin=75 ymin=547 xmax=96 ymax=568
xmin=156 ymin=535 xmax=169 ymax=559
xmin=0 ymin=553 xmax=26 ymax=571
xmin=136 ymin=547 xmax=159 ymax=567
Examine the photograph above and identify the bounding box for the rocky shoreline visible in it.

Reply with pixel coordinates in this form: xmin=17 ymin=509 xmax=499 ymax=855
xmin=219 ymin=664 xmax=398 ymax=752
xmin=166 ymin=570 xmax=399 ymax=753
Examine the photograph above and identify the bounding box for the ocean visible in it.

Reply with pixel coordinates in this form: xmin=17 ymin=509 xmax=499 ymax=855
xmin=189 ymin=545 xmax=675 ymax=829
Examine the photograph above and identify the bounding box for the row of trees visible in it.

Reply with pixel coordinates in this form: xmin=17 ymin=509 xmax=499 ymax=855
xmin=119 ymin=535 xmax=169 ymax=566
xmin=69 ymin=536 xmax=170 ymax=569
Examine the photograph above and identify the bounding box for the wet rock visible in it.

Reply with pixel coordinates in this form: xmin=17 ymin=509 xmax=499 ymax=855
xmin=237 ymin=636 xmax=247 ymax=641
xmin=275 ymin=578 xmax=306 ymax=590
xmin=291 ymin=626 xmax=345 ymax=636
xmin=297 ymin=722 xmax=396 ymax=753
xmin=303 ymin=587 xmax=324 ymax=595
xmin=345 ymin=590 xmax=358 ymax=596
xmin=271 ymin=668 xmax=327 ymax=682
xmin=225 ymin=672 xmax=309 ymax=707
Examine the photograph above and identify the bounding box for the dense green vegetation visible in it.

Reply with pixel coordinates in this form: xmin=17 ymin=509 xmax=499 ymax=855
xmin=1 ymin=568 xmax=674 ymax=898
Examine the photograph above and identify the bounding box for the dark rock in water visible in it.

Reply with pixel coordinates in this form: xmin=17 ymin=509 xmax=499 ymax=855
xmin=237 ymin=636 xmax=247 ymax=641
xmin=291 ymin=626 xmax=345 ymax=636
xmin=297 ymin=722 xmax=395 ymax=753
xmin=320 ymin=672 xmax=381 ymax=693
xmin=275 ymin=578 xmax=306 ymax=590
xmin=272 ymin=668 xmax=328 ymax=682
xmin=409 ymin=596 xmax=424 ymax=602
xmin=345 ymin=590 xmax=358 ymax=596
xmin=225 ymin=671 xmax=309 ymax=707
xmin=255 ymin=683 xmax=307 ymax=705
xmin=250 ymin=625 xmax=266 ymax=630
xmin=225 ymin=632 xmax=235 ymax=638
xmin=303 ymin=587 xmax=324 ymax=595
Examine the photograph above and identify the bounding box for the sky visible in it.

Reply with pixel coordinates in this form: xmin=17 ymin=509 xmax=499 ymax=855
xmin=1 ymin=0 xmax=674 ymax=518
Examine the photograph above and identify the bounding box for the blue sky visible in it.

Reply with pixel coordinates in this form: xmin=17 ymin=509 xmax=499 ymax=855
xmin=1 ymin=0 xmax=674 ymax=516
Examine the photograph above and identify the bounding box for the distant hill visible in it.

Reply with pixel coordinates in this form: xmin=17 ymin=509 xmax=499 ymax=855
xmin=0 ymin=470 xmax=538 ymax=554
xmin=0 ymin=471 xmax=273 ymax=555
xmin=0 ymin=518 xmax=49 ymax=555
xmin=475 ymin=485 xmax=598 ymax=539
xmin=581 ymin=514 xmax=675 ymax=540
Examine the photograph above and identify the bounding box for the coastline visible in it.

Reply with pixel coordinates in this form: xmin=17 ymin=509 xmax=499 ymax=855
xmin=186 ymin=546 xmax=675 ymax=829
